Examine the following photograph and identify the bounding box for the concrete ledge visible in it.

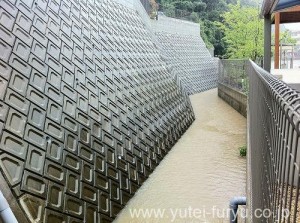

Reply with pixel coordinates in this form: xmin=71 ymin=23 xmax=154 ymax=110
xmin=218 ymin=83 xmax=247 ymax=117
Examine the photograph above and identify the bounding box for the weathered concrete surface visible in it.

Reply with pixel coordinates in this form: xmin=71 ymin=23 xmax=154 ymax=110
xmin=115 ymin=88 xmax=247 ymax=222
xmin=218 ymin=83 xmax=247 ymax=117
xmin=150 ymin=14 xmax=201 ymax=37
xmin=151 ymin=14 xmax=218 ymax=95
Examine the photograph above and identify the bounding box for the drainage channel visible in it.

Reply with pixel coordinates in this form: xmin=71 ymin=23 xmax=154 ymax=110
xmin=115 ymin=88 xmax=247 ymax=222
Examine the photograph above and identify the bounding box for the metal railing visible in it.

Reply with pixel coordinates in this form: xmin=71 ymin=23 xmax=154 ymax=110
xmin=219 ymin=59 xmax=249 ymax=94
xmin=248 ymin=61 xmax=300 ymax=222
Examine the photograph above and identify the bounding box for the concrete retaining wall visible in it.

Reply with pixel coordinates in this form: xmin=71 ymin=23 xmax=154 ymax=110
xmin=218 ymin=83 xmax=247 ymax=117
xmin=150 ymin=14 xmax=201 ymax=37
xmin=0 ymin=0 xmax=195 ymax=222
xmin=151 ymin=15 xmax=218 ymax=95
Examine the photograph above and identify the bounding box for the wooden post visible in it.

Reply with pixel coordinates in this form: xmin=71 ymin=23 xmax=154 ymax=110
xmin=274 ymin=12 xmax=280 ymax=69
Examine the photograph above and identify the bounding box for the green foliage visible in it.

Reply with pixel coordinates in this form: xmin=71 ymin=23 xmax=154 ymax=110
xmin=279 ymin=31 xmax=297 ymax=45
xmin=194 ymin=2 xmax=207 ymax=12
xmin=200 ymin=20 xmax=226 ymax=55
xmin=239 ymin=145 xmax=247 ymax=157
xmin=270 ymin=31 xmax=297 ymax=57
xmin=189 ymin=12 xmax=200 ymax=22
xmin=200 ymin=21 xmax=213 ymax=49
xmin=163 ymin=3 xmax=175 ymax=17
xmin=217 ymin=3 xmax=263 ymax=60
xmin=160 ymin=0 xmax=259 ymax=57
xmin=241 ymin=0 xmax=258 ymax=6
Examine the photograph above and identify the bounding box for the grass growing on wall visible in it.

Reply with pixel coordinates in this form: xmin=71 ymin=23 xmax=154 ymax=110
xmin=239 ymin=145 xmax=247 ymax=157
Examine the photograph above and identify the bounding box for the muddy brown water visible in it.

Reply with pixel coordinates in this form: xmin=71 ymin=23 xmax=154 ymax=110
xmin=115 ymin=88 xmax=247 ymax=223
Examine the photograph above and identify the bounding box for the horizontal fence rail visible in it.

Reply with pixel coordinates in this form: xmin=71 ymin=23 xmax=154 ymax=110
xmin=219 ymin=59 xmax=249 ymax=94
xmin=248 ymin=61 xmax=300 ymax=222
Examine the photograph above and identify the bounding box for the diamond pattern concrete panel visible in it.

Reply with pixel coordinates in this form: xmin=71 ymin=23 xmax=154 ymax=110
xmin=0 ymin=0 xmax=195 ymax=222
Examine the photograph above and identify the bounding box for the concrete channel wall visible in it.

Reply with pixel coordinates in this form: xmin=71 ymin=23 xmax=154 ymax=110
xmin=218 ymin=83 xmax=247 ymax=117
xmin=0 ymin=0 xmax=195 ymax=222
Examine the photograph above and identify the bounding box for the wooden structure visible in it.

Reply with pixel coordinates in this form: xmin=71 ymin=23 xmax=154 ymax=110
xmin=261 ymin=1 xmax=300 ymax=71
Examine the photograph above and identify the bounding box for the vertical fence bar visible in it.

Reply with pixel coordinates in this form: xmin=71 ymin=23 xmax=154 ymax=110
xmin=248 ymin=60 xmax=300 ymax=223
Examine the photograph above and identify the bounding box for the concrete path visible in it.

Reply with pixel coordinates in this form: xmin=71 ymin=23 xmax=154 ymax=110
xmin=115 ymin=88 xmax=247 ymax=223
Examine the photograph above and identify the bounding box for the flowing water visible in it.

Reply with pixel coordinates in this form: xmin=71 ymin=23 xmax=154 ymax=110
xmin=115 ymin=88 xmax=247 ymax=223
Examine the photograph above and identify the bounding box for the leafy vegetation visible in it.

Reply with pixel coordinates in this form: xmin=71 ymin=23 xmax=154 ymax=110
xmin=239 ymin=145 xmax=247 ymax=157
xmin=273 ymin=30 xmax=297 ymax=46
xmin=217 ymin=3 xmax=263 ymax=61
xmin=156 ymin=0 xmax=259 ymax=57
xmin=154 ymin=0 xmax=296 ymax=59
